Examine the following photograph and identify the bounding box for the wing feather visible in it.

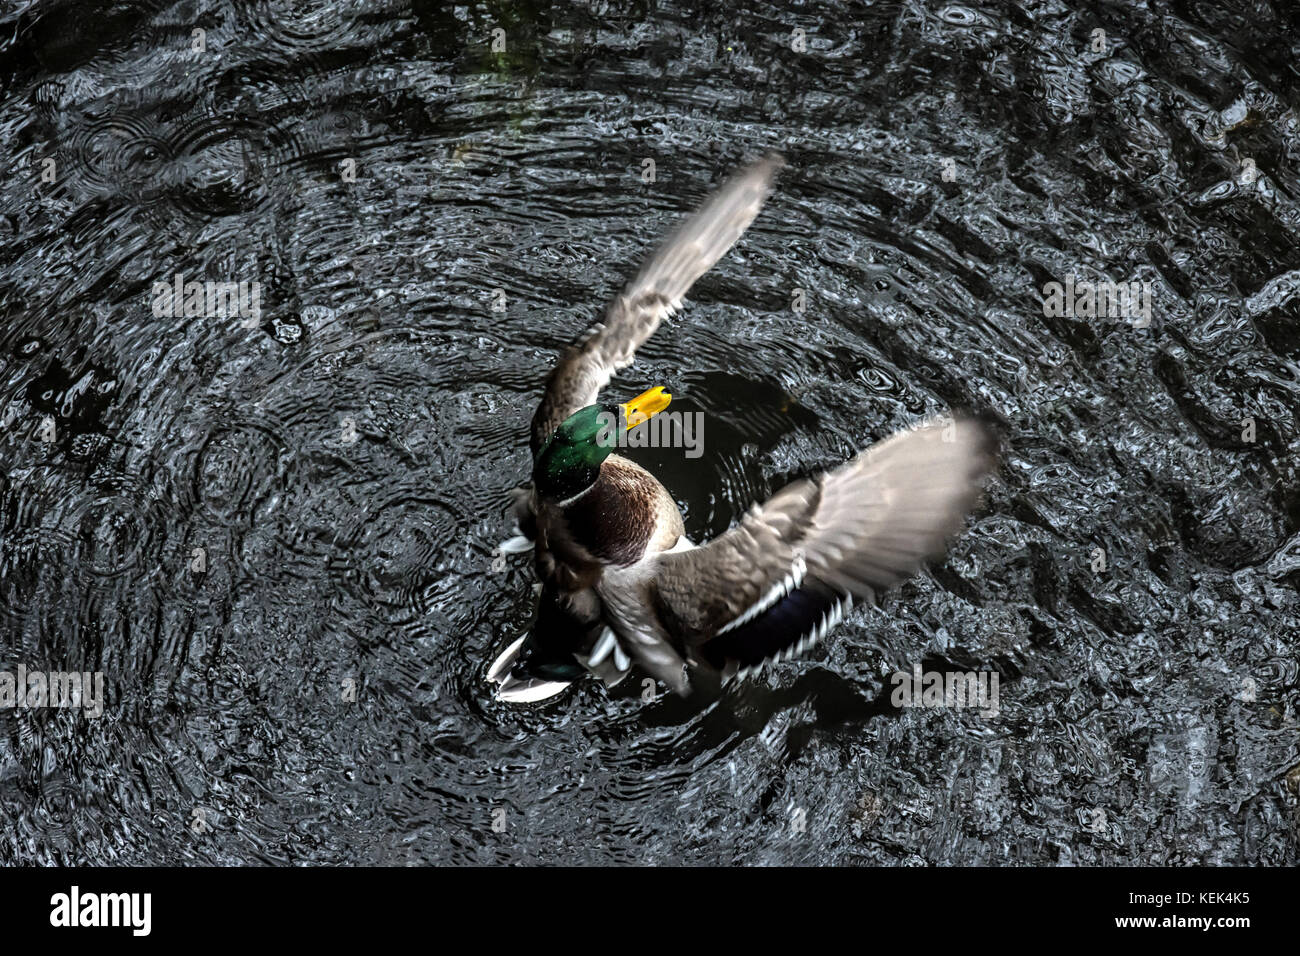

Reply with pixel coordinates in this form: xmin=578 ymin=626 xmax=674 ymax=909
xmin=530 ymin=153 xmax=784 ymax=453
xmin=653 ymin=417 xmax=997 ymax=652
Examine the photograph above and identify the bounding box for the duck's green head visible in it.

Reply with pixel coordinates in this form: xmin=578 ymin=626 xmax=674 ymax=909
xmin=533 ymin=386 xmax=671 ymax=501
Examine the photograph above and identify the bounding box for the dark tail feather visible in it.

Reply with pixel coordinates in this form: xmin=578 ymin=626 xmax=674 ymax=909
xmin=512 ymin=586 xmax=598 ymax=681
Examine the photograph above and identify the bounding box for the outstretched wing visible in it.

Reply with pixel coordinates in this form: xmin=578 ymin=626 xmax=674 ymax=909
xmin=650 ymin=417 xmax=997 ymax=674
xmin=530 ymin=153 xmax=784 ymax=454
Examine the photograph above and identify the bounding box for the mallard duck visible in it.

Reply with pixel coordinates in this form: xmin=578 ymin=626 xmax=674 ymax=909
xmin=488 ymin=154 xmax=996 ymax=703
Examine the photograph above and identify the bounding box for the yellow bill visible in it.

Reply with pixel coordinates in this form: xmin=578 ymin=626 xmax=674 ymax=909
xmin=620 ymin=386 xmax=672 ymax=430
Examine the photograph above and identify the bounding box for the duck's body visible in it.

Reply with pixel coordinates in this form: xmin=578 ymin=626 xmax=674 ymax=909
xmin=493 ymin=453 xmax=690 ymax=700
xmin=534 ymin=455 xmax=684 ymax=585
xmin=490 ymin=154 xmax=996 ymax=703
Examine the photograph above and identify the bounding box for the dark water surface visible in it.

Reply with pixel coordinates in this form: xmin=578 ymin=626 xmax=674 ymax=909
xmin=1 ymin=0 xmax=1298 ymax=864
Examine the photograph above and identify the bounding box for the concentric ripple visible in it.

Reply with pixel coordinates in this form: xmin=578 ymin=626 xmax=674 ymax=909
xmin=252 ymin=0 xmax=362 ymax=48
xmin=189 ymin=420 xmax=294 ymax=524
xmin=70 ymin=491 xmax=163 ymax=585
xmin=328 ymin=491 xmax=461 ymax=627
xmin=165 ymin=115 xmax=302 ymax=220
xmin=65 ymin=108 xmax=173 ymax=201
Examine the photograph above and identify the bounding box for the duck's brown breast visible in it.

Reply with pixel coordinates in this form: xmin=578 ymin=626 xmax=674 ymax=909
xmin=559 ymin=455 xmax=681 ymax=567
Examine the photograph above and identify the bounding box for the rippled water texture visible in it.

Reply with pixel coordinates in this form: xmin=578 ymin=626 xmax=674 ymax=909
xmin=1 ymin=0 xmax=1298 ymax=864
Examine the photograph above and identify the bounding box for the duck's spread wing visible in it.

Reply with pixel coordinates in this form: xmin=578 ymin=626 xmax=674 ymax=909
xmin=530 ymin=153 xmax=784 ymax=454
xmin=651 ymin=418 xmax=997 ymax=675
